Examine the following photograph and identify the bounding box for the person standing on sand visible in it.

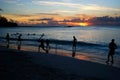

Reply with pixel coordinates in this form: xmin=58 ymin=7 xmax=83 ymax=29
xmin=72 ymin=36 xmax=77 ymax=57
xmin=106 ymin=39 xmax=117 ymax=64
xmin=6 ymin=33 xmax=10 ymax=48
xmin=17 ymin=34 xmax=22 ymax=50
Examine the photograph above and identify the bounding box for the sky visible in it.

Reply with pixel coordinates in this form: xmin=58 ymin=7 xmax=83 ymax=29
xmin=0 ymin=0 xmax=120 ymax=26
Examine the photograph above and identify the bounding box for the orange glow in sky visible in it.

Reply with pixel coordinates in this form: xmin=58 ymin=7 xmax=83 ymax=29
xmin=0 ymin=0 xmax=120 ymax=26
xmin=79 ymin=22 xmax=89 ymax=26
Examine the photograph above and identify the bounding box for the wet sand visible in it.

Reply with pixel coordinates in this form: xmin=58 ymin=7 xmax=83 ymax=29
xmin=1 ymin=42 xmax=120 ymax=68
xmin=0 ymin=46 xmax=104 ymax=80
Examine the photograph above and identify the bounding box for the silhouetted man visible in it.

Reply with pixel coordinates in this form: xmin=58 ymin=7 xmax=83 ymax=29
xmin=17 ymin=34 xmax=22 ymax=50
xmin=106 ymin=39 xmax=117 ymax=64
xmin=72 ymin=36 xmax=77 ymax=57
xmin=6 ymin=33 xmax=10 ymax=48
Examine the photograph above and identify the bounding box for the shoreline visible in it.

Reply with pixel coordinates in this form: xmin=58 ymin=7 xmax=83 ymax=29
xmin=1 ymin=46 xmax=120 ymax=80
xmin=0 ymin=43 xmax=120 ymax=68
xmin=0 ymin=42 xmax=120 ymax=69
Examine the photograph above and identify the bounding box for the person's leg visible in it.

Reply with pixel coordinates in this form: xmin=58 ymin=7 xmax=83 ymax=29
xmin=111 ymin=55 xmax=114 ymax=64
xmin=75 ymin=46 xmax=76 ymax=52
xmin=42 ymin=45 xmax=45 ymax=51
xmin=72 ymin=46 xmax=74 ymax=51
xmin=106 ymin=54 xmax=110 ymax=63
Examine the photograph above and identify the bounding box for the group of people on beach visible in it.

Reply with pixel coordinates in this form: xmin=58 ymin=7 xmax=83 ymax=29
xmin=6 ymin=33 xmax=50 ymax=53
xmin=5 ymin=33 xmax=117 ymax=64
xmin=37 ymin=33 xmax=50 ymax=53
xmin=38 ymin=39 xmax=50 ymax=53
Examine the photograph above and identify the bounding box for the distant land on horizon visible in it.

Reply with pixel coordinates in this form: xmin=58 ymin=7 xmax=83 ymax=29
xmin=0 ymin=15 xmax=120 ymax=27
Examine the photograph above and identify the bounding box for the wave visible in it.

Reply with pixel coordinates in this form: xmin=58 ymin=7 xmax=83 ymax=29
xmin=0 ymin=36 xmax=120 ymax=56
xmin=0 ymin=37 xmax=106 ymax=47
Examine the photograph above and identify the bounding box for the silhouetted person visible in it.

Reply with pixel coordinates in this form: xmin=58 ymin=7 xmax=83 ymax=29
xmin=72 ymin=36 xmax=77 ymax=57
xmin=46 ymin=39 xmax=50 ymax=53
xmin=38 ymin=39 xmax=45 ymax=52
xmin=106 ymin=39 xmax=117 ymax=64
xmin=6 ymin=33 xmax=10 ymax=48
xmin=18 ymin=34 xmax=22 ymax=45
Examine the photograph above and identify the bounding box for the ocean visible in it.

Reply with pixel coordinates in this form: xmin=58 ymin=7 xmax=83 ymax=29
xmin=0 ymin=26 xmax=120 ymax=67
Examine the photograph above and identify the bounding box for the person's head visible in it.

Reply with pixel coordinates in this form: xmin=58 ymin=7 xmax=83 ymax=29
xmin=73 ymin=36 xmax=75 ymax=39
xmin=111 ymin=39 xmax=115 ymax=42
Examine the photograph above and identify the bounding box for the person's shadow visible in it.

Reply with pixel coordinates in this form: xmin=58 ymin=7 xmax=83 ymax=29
xmin=72 ymin=49 xmax=76 ymax=57
xmin=17 ymin=43 xmax=21 ymax=50
xmin=7 ymin=43 xmax=9 ymax=48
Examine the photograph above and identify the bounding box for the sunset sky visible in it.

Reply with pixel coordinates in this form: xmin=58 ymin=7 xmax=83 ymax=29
xmin=0 ymin=0 xmax=120 ymax=26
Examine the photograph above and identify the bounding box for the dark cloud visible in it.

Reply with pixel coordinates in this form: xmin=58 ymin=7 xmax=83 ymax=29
xmin=0 ymin=8 xmax=3 ymax=11
xmin=29 ymin=17 xmax=61 ymax=26
xmin=13 ymin=14 xmax=33 ymax=17
xmin=40 ymin=18 xmax=53 ymax=21
xmin=29 ymin=18 xmax=53 ymax=21
xmin=59 ymin=18 xmax=85 ymax=22
xmin=27 ymin=16 xmax=120 ymax=26
xmin=88 ymin=16 xmax=120 ymax=26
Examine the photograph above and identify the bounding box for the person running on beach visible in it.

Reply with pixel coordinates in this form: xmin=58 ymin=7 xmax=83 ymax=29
xmin=38 ymin=39 xmax=45 ymax=52
xmin=38 ymin=33 xmax=45 ymax=52
xmin=106 ymin=39 xmax=117 ymax=64
xmin=46 ymin=39 xmax=50 ymax=53
xmin=72 ymin=36 xmax=77 ymax=57
xmin=6 ymin=33 xmax=10 ymax=48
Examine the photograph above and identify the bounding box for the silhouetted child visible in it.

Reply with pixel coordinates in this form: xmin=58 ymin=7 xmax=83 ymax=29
xmin=106 ymin=39 xmax=117 ymax=64
xmin=72 ymin=36 xmax=77 ymax=57
xmin=46 ymin=39 xmax=50 ymax=53
xmin=6 ymin=33 xmax=10 ymax=48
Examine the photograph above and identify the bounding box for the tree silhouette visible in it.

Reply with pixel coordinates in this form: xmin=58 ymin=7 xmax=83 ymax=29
xmin=0 ymin=15 xmax=18 ymax=27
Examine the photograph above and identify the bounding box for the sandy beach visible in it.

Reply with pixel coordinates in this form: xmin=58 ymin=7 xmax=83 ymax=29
xmin=1 ymin=42 xmax=120 ymax=68
xmin=0 ymin=46 xmax=120 ymax=80
xmin=1 ymin=0 xmax=120 ymax=80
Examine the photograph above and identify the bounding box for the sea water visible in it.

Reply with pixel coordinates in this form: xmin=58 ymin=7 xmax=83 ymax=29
xmin=0 ymin=26 xmax=120 ymax=60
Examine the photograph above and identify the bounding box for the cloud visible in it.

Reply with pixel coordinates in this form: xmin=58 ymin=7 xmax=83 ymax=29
xmin=58 ymin=18 xmax=85 ymax=23
xmin=29 ymin=18 xmax=53 ymax=21
xmin=1 ymin=0 xmax=24 ymax=5
xmin=0 ymin=8 xmax=3 ymax=11
xmin=32 ymin=1 xmax=120 ymax=12
xmin=11 ymin=13 xmax=59 ymax=17
xmin=35 ymin=13 xmax=59 ymax=16
xmin=40 ymin=18 xmax=53 ymax=21
xmin=10 ymin=14 xmax=33 ymax=17
xmin=32 ymin=1 xmax=82 ymax=8
xmin=3 ymin=0 xmax=20 ymax=4
xmin=55 ymin=10 xmax=76 ymax=13
xmin=83 ymin=4 xmax=120 ymax=12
